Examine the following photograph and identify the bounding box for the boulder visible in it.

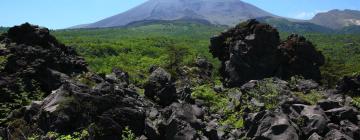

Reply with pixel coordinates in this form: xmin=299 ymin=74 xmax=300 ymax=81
xmin=144 ymin=67 xmax=176 ymax=106
xmin=307 ymin=133 xmax=323 ymax=140
xmin=210 ymin=19 xmax=280 ymax=87
xmin=324 ymin=129 xmax=353 ymax=140
xmin=317 ymin=100 xmax=342 ymax=111
xmin=277 ymin=34 xmax=325 ymax=82
xmin=337 ymin=75 xmax=360 ymax=94
xmin=340 ymin=120 xmax=360 ymax=138
xmin=209 ymin=19 xmax=324 ymax=87
xmin=325 ymin=106 xmax=358 ymax=123
xmin=245 ymin=111 xmax=300 ymax=140
xmin=298 ymin=105 xmax=329 ymax=136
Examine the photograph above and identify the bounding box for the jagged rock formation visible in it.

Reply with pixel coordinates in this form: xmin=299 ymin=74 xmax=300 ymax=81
xmin=210 ymin=19 xmax=325 ymax=87
xmin=241 ymin=78 xmax=360 ymax=140
xmin=0 ymin=23 xmax=88 ymax=119
xmin=277 ymin=34 xmax=325 ymax=81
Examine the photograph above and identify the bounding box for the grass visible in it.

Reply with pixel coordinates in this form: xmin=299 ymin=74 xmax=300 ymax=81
xmin=294 ymin=90 xmax=325 ymax=105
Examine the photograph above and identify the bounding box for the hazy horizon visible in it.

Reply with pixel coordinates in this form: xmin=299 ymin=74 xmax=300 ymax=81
xmin=1 ymin=0 xmax=360 ymax=29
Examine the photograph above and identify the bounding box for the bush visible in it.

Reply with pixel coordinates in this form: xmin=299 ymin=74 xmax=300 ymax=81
xmin=246 ymin=79 xmax=281 ymax=110
xmin=122 ymin=127 xmax=136 ymax=140
xmin=191 ymin=84 xmax=228 ymax=112
xmin=351 ymin=96 xmax=360 ymax=108
xmin=294 ymin=90 xmax=324 ymax=105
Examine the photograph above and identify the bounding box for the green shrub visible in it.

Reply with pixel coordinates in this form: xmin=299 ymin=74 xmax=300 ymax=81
xmin=44 ymin=130 xmax=89 ymax=140
xmin=294 ymin=90 xmax=324 ymax=105
xmin=191 ymin=84 xmax=228 ymax=112
xmin=220 ymin=112 xmax=244 ymax=129
xmin=122 ymin=127 xmax=136 ymax=140
xmin=246 ymin=79 xmax=281 ymax=110
xmin=352 ymin=96 xmax=360 ymax=108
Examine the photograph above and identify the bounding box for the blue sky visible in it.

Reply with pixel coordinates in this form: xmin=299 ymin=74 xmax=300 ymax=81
xmin=0 ymin=0 xmax=359 ymax=29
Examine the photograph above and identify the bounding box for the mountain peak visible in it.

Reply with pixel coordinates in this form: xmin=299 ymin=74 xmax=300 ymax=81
xmin=76 ymin=0 xmax=276 ymax=28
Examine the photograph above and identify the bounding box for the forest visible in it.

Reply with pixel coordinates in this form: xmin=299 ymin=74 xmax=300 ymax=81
xmin=51 ymin=22 xmax=360 ymax=87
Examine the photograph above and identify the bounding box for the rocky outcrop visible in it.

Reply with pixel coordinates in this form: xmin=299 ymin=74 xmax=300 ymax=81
xmin=0 ymin=23 xmax=88 ymax=119
xmin=277 ymin=34 xmax=325 ymax=81
xmin=210 ymin=19 xmax=325 ymax=87
xmin=242 ymin=78 xmax=360 ymax=140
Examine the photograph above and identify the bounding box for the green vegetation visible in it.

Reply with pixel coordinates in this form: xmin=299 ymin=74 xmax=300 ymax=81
xmin=51 ymin=22 xmax=360 ymax=87
xmin=34 ymin=130 xmax=89 ymax=140
xmin=52 ymin=22 xmax=224 ymax=85
xmin=0 ymin=78 xmax=45 ymax=121
xmin=246 ymin=79 xmax=282 ymax=110
xmin=295 ymin=90 xmax=325 ymax=105
xmin=352 ymin=96 xmax=360 ymax=108
xmin=191 ymin=84 xmax=228 ymax=112
xmin=122 ymin=126 xmax=136 ymax=140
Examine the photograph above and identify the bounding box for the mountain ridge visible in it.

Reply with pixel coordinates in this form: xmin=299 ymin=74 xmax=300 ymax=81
xmin=310 ymin=9 xmax=360 ymax=29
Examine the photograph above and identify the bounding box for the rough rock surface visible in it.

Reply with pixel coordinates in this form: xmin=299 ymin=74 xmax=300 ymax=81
xmin=277 ymin=34 xmax=325 ymax=81
xmin=144 ymin=67 xmax=176 ymax=106
xmin=242 ymin=78 xmax=360 ymax=140
xmin=337 ymin=75 xmax=360 ymax=94
xmin=0 ymin=23 xmax=88 ymax=119
xmin=209 ymin=19 xmax=325 ymax=87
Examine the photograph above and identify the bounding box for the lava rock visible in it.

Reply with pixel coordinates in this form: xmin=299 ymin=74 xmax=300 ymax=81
xmin=210 ymin=19 xmax=280 ymax=87
xmin=277 ymin=34 xmax=325 ymax=82
xmin=325 ymin=106 xmax=358 ymax=123
xmin=144 ymin=67 xmax=176 ymax=106
xmin=0 ymin=23 xmax=88 ymax=119
xmin=324 ymin=129 xmax=353 ymax=140
xmin=246 ymin=111 xmax=300 ymax=140
xmin=307 ymin=133 xmax=323 ymax=140
xmin=209 ymin=19 xmax=324 ymax=87
xmin=340 ymin=120 xmax=360 ymax=138
xmin=337 ymin=75 xmax=360 ymax=94
xmin=317 ymin=100 xmax=342 ymax=111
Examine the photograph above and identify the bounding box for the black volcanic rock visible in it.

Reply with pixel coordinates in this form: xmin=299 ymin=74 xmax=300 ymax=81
xmin=210 ymin=19 xmax=325 ymax=87
xmin=277 ymin=34 xmax=325 ymax=82
xmin=210 ymin=19 xmax=280 ymax=87
xmin=0 ymin=23 xmax=88 ymax=119
xmin=0 ymin=23 xmax=87 ymax=90
xmin=144 ymin=67 xmax=176 ymax=106
xmin=337 ymin=75 xmax=360 ymax=94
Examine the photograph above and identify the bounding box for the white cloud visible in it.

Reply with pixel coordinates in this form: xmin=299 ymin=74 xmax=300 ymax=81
xmin=294 ymin=10 xmax=327 ymax=20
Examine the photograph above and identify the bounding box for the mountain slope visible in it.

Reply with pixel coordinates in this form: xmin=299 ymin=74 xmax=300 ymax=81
xmin=311 ymin=9 xmax=360 ymax=29
xmin=257 ymin=17 xmax=334 ymax=33
xmin=77 ymin=0 xmax=276 ymax=28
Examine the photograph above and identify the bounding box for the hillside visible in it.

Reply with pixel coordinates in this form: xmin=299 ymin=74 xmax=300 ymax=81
xmin=311 ymin=9 xmax=360 ymax=29
xmin=257 ymin=17 xmax=334 ymax=33
xmin=75 ymin=0 xmax=276 ymax=28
